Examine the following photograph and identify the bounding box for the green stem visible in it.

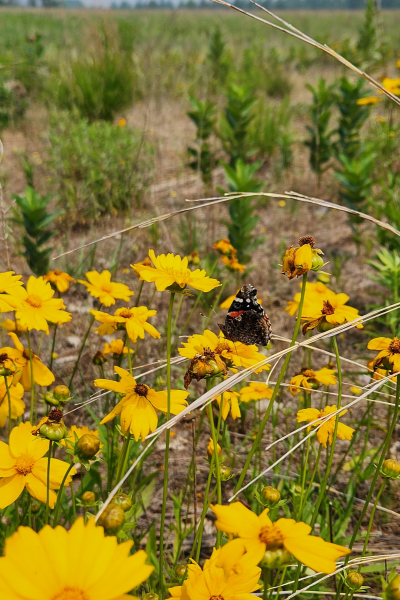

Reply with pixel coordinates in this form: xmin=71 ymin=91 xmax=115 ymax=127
xmin=135 ymin=280 xmax=144 ymax=307
xmin=126 ymin=335 xmax=133 ymax=373
xmin=298 ymin=435 xmax=311 ymax=521
xmin=360 ymin=479 xmax=386 ymax=561
xmin=26 ymin=330 xmax=35 ymax=425
xmin=45 ymin=440 xmax=52 ymax=525
xmin=52 ymin=462 xmax=75 ymax=526
xmin=310 ymin=335 xmax=343 ymax=528
xmin=159 ymin=292 xmax=175 ymax=596
xmin=5 ymin=376 xmax=12 ymax=437
xmin=116 ymin=433 xmax=132 ymax=483
xmin=208 ymin=401 xmax=222 ymax=547
xmin=192 ymin=455 xmax=215 ymax=563
xmin=68 ymin=311 xmax=97 ymax=389
xmin=49 ymin=323 xmax=59 ymax=372
xmin=235 ymin=272 xmax=308 ymax=494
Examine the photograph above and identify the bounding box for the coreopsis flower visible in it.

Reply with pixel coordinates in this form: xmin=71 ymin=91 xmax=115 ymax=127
xmin=357 ymin=96 xmax=382 ymax=105
xmin=91 ymin=306 xmax=160 ymax=343
xmin=117 ymin=117 xmax=127 ymax=126
xmin=0 ymin=518 xmax=153 ymax=599
xmin=95 ymin=366 xmax=189 ymax=441
xmin=184 ymin=348 xmax=227 ymax=389
xmin=169 ymin=547 xmax=261 ymax=600
xmin=43 ymin=269 xmax=76 ymax=293
xmin=78 ymin=270 xmax=134 ymax=307
xmin=301 ymin=294 xmax=361 ymax=335
xmin=282 ymin=236 xmax=324 ymax=280
xmin=14 ymin=276 xmax=71 ymax=334
xmin=0 ymin=332 xmax=54 ymax=390
xmin=220 ymin=255 xmax=246 ymax=274
xmin=297 ymin=405 xmax=355 ymax=447
xmin=211 ymin=502 xmax=350 ymax=574
xmin=103 ymin=338 xmax=129 ymax=357
xmin=131 ymin=256 xmax=152 ymax=278
xmin=215 ymin=390 xmax=241 ymax=420
xmin=239 ymin=382 xmax=273 ymax=403
xmin=289 ymin=366 xmax=337 ymax=396
xmin=0 ymin=378 xmax=25 ymax=427
xmin=367 ymin=336 xmax=400 ymax=373
xmin=0 ymin=421 xmax=75 ymax=509
xmin=179 ymin=329 xmax=270 ymax=374
xmin=0 ymin=271 xmax=26 ymax=312
xmin=285 ymin=281 xmax=336 ymax=316
xmin=357 ymin=77 xmax=400 ymax=105
xmin=132 ymin=250 xmax=220 ymax=293
xmin=1 ymin=318 xmax=27 ymax=334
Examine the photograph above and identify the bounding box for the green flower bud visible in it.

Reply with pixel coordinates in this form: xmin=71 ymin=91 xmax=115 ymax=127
xmin=39 ymin=409 xmax=68 ymax=441
xmin=311 ymin=250 xmax=324 ymax=272
xmin=76 ymin=434 xmax=100 ymax=459
xmin=92 ymin=351 xmax=107 ymax=366
xmin=260 ymin=548 xmax=291 ymax=569
xmin=261 ymin=486 xmax=281 ymax=507
xmin=317 ymin=320 xmax=336 ymax=333
xmin=54 ymin=385 xmax=71 ymax=402
xmin=382 ymin=458 xmax=400 ymax=478
xmin=386 ymin=574 xmax=400 ymax=600
xmin=98 ymin=503 xmax=125 ymax=533
xmin=82 ymin=491 xmax=96 ymax=504
xmin=143 ymin=594 xmax=159 ymax=600
xmin=345 ymin=571 xmax=364 ymax=591
xmin=43 ymin=391 xmax=59 ymax=407
xmin=31 ymin=500 xmax=41 ymax=514
xmin=219 ymin=465 xmax=231 ymax=481
xmin=175 ymin=564 xmax=187 ymax=577
xmin=112 ymin=493 xmax=132 ymax=512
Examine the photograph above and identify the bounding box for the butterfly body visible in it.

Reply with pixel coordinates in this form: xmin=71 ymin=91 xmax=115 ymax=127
xmin=219 ymin=284 xmax=272 ymax=346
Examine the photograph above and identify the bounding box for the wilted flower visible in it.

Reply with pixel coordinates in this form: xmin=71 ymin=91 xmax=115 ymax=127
xmin=184 ymin=348 xmax=227 ymax=389
xmin=78 ymin=270 xmax=134 ymax=307
xmin=297 ymin=405 xmax=355 ymax=448
xmin=43 ymin=269 xmax=75 ymax=293
xmin=282 ymin=236 xmax=324 ymax=280
xmin=33 ymin=407 xmax=68 ymax=441
xmin=92 ymin=350 xmax=107 ymax=366
xmin=289 ymin=366 xmax=337 ymax=395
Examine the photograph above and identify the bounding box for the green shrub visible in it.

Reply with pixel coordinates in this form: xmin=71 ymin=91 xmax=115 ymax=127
xmin=304 ymin=78 xmax=336 ymax=180
xmin=217 ymin=83 xmax=256 ymax=167
xmin=207 ymin=26 xmax=231 ymax=89
xmin=186 ymin=96 xmax=217 ymax=190
xmin=0 ymin=76 xmax=27 ymax=132
xmin=11 ymin=186 xmax=61 ymax=276
xmin=47 ymin=112 xmax=154 ymax=221
xmin=335 ymin=77 xmax=370 ymax=160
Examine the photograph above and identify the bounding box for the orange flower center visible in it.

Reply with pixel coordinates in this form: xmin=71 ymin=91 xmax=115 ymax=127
xmin=322 ymin=300 xmax=335 ymax=315
xmin=134 ymin=383 xmax=149 ymax=397
xmin=26 ymin=294 xmax=43 ymax=308
xmin=259 ymin=525 xmax=284 ymax=549
xmin=389 ymin=338 xmax=400 ymax=354
xmin=101 ymin=283 xmax=113 ymax=293
xmin=119 ymin=309 xmax=133 ymax=319
xmin=15 ymin=454 xmax=35 ymax=475
xmin=54 ymin=269 xmax=62 ymax=276
xmin=302 ymin=369 xmax=316 ymax=378
xmin=52 ymin=587 xmax=90 ymax=600
xmin=215 ymin=342 xmax=230 ymax=354
xmin=210 ymin=596 xmax=224 ymax=600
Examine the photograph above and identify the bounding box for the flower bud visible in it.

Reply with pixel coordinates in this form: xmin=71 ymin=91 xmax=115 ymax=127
xmin=382 ymin=458 xmax=400 ymax=478
xmin=207 ymin=437 xmax=222 ymax=458
xmin=311 ymin=249 xmax=324 ymax=272
xmin=0 ymin=353 xmax=15 ymax=376
xmin=98 ymin=503 xmax=125 ymax=533
xmin=43 ymin=391 xmax=59 ymax=407
xmin=92 ymin=350 xmax=107 ymax=366
xmin=31 ymin=500 xmax=41 ymax=514
xmin=112 ymin=493 xmax=132 ymax=512
xmin=386 ymin=574 xmax=400 ymax=600
xmin=175 ymin=564 xmax=187 ymax=577
xmin=54 ymin=385 xmax=71 ymax=403
xmin=76 ymin=434 xmax=100 ymax=459
xmin=219 ymin=465 xmax=231 ymax=481
xmin=260 ymin=548 xmax=291 ymax=569
xmin=345 ymin=571 xmax=364 ymax=591
xmin=143 ymin=594 xmax=159 ymax=600
xmin=261 ymin=486 xmax=281 ymax=507
xmin=38 ymin=409 xmax=68 ymax=441
xmin=82 ymin=491 xmax=96 ymax=504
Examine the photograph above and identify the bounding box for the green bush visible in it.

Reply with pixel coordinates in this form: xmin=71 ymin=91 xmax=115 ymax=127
xmin=47 ymin=112 xmax=154 ymax=221
xmin=217 ymin=83 xmax=256 ymax=167
xmin=335 ymin=77 xmax=370 ymax=160
xmin=186 ymin=96 xmax=217 ymax=189
xmin=304 ymin=78 xmax=336 ymax=180
xmin=0 ymin=76 xmax=27 ymax=132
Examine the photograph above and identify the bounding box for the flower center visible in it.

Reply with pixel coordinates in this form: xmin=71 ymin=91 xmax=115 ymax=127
xmin=322 ymin=300 xmax=335 ymax=315
xmin=0 ymin=352 xmax=9 ymax=363
xmin=215 ymin=342 xmax=230 ymax=354
xmin=26 ymin=294 xmax=43 ymax=308
xmin=52 ymin=587 xmax=90 ymax=600
xmin=210 ymin=596 xmax=224 ymax=600
xmin=302 ymin=369 xmax=316 ymax=378
xmin=134 ymin=383 xmax=149 ymax=397
xmin=259 ymin=525 xmax=284 ymax=549
xmin=119 ymin=308 xmax=133 ymax=319
xmin=54 ymin=269 xmax=62 ymax=276
xmin=22 ymin=348 xmax=33 ymax=360
xmin=298 ymin=235 xmax=315 ymax=248
xmin=15 ymin=454 xmax=35 ymax=475
xmin=101 ymin=283 xmax=113 ymax=293
xmin=389 ymin=338 xmax=400 ymax=354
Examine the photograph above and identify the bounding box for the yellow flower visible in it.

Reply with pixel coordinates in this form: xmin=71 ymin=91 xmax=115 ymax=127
xmin=61 ymin=425 xmax=102 ymax=451
xmin=96 ymin=367 xmax=189 ymax=441
xmin=286 ymin=281 xmax=336 ymax=316
xmin=220 ymin=255 xmax=246 ymax=274
xmin=103 ymin=338 xmax=129 ymax=356
xmin=213 ymin=238 xmax=235 ymax=255
xmin=211 ymin=502 xmax=350 ymax=574
xmin=382 ymin=77 xmax=400 ymax=95
xmin=131 ymin=256 xmax=152 ymax=278
xmin=117 ymin=117 xmax=127 ymax=126
xmin=0 ymin=421 xmax=75 ymax=509
xmin=169 ymin=546 xmax=261 ymax=600
xmin=43 ymin=269 xmax=76 ymax=293
xmin=356 ymin=96 xmax=382 ymax=105
xmin=239 ymin=382 xmax=273 ymax=403
xmin=0 ymin=378 xmax=25 ymax=427
xmin=0 ymin=272 xmax=26 ymax=312
xmin=78 ymin=270 xmax=134 ymax=307
xmin=0 ymin=332 xmax=54 ymax=390
xmin=289 ymin=367 xmax=337 ymax=396
xmin=179 ymin=329 xmax=270 ymax=373
xmin=350 ymin=386 xmax=362 ymax=395
xmin=367 ymin=336 xmax=400 ymax=373
xmin=301 ymin=294 xmax=361 ymax=334
xmin=1 ymin=319 xmax=27 ymax=334
xmin=297 ymin=405 xmax=355 ymax=447
xmin=0 ymin=517 xmax=153 ymax=599
xmin=207 ymin=437 xmax=222 ymax=458
xmin=15 ymin=276 xmax=71 ymax=334
xmin=132 ymin=250 xmax=220 ymax=293
xmin=91 ymin=306 xmax=160 ymax=343
xmin=282 ymin=236 xmax=324 ymax=280
xmin=215 ymin=390 xmax=241 ymax=420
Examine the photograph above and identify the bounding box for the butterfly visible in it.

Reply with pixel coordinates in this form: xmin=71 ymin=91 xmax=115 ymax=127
xmin=219 ymin=284 xmax=272 ymax=346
